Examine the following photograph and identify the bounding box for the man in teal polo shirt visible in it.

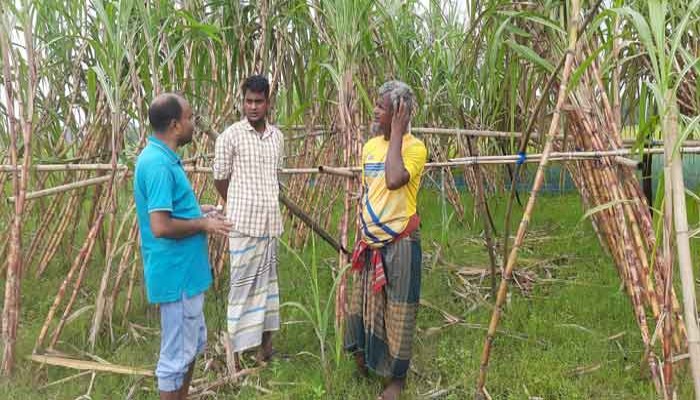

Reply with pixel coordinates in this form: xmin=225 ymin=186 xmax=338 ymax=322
xmin=134 ymin=93 xmax=232 ymax=400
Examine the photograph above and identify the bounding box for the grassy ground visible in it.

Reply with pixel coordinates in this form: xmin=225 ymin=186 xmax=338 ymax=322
xmin=0 ymin=189 xmax=696 ymax=399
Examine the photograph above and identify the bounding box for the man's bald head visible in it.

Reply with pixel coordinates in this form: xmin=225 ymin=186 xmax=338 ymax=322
xmin=149 ymin=93 xmax=187 ymax=133
xmin=148 ymin=92 xmax=195 ymax=146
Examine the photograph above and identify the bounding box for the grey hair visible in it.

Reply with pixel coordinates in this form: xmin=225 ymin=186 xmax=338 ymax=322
xmin=378 ymin=80 xmax=415 ymax=116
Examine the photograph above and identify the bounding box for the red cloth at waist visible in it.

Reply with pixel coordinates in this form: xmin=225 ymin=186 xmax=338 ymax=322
xmin=350 ymin=214 xmax=420 ymax=293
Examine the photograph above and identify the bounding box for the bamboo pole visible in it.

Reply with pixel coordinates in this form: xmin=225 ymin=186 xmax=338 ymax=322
xmin=413 ymin=127 xmax=522 ymax=138
xmin=318 ymin=165 xmax=358 ymax=178
xmin=0 ymin=164 xmax=128 ymax=172
xmin=665 ymin=90 xmax=700 ymax=399
xmin=8 ymin=174 xmax=117 ymax=202
xmin=3 ymin=144 xmax=700 ymax=180
xmin=475 ymin=0 xmax=580 ymax=395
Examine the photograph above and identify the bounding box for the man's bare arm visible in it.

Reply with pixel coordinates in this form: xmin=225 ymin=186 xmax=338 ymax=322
xmin=385 ymin=99 xmax=411 ymax=190
xmin=214 ymin=179 xmax=229 ymax=202
xmin=150 ymin=211 xmax=232 ymax=239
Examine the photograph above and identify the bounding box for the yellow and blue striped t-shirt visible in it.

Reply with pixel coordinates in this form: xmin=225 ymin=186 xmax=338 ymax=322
xmin=360 ymin=133 xmax=427 ymax=247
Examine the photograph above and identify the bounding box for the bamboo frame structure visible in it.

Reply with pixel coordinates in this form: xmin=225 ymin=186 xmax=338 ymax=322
xmin=4 ymin=145 xmax=700 ymax=181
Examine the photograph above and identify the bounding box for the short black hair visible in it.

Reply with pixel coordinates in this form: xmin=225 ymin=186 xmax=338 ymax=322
xmin=149 ymin=93 xmax=183 ymax=133
xmin=242 ymin=75 xmax=270 ymax=98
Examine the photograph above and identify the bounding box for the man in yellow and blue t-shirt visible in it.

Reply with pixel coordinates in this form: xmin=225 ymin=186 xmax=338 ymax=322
xmin=345 ymin=81 xmax=427 ymax=400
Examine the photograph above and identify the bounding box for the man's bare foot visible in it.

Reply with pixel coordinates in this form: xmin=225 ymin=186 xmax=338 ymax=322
xmin=226 ymin=352 xmax=242 ymax=375
xmin=378 ymin=378 xmax=405 ymax=400
xmin=256 ymin=331 xmax=274 ymax=364
xmin=224 ymin=333 xmax=242 ymax=374
xmin=354 ymin=352 xmax=369 ymax=378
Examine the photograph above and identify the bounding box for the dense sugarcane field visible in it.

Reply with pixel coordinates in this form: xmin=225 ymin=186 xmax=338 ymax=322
xmin=3 ymin=0 xmax=700 ymax=398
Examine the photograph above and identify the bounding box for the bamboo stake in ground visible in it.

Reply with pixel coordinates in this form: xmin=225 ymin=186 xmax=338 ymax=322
xmin=665 ymin=90 xmax=700 ymax=399
xmin=475 ymin=1 xmax=579 ymax=396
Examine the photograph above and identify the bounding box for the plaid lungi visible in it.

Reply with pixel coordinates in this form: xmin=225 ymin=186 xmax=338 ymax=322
xmin=227 ymin=232 xmax=280 ymax=352
xmin=345 ymin=230 xmax=422 ymax=378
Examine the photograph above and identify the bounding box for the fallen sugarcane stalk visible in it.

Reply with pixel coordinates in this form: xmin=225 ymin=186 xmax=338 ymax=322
xmin=28 ymin=354 xmax=153 ymax=376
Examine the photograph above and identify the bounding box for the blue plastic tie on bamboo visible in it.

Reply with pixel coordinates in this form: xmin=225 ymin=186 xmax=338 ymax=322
xmin=516 ymin=151 xmax=526 ymax=165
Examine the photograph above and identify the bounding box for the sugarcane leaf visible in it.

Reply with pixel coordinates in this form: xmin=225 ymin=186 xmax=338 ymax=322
xmin=670 ymin=0 xmax=700 ymax=61
xmin=674 ymin=115 xmax=700 ymax=156
xmin=612 ymin=7 xmax=659 ymax=80
xmin=569 ymin=40 xmax=611 ymax=91
xmin=505 ymin=40 xmax=554 ymax=74
xmin=685 ymin=188 xmax=700 ymax=204
xmin=580 ymin=199 xmax=640 ymax=222
xmin=90 ymin=65 xmax=116 ymax=112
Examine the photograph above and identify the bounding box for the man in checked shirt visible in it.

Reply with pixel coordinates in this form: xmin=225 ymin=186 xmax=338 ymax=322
xmin=213 ymin=75 xmax=284 ymax=372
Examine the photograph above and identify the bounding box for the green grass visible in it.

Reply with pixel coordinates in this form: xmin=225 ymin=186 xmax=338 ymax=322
xmin=0 ymin=190 xmax=695 ymax=399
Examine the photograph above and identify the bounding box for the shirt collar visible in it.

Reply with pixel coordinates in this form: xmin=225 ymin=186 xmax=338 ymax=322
xmin=241 ymin=118 xmax=273 ymax=139
xmin=148 ymin=135 xmax=181 ymax=165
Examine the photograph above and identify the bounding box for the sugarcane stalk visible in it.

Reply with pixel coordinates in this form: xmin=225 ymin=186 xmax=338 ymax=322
xmin=1 ymin=8 xmax=37 ymax=375
xmin=475 ymin=1 xmax=580 ymax=395
xmin=26 ymin=186 xmax=66 ymax=264
xmin=35 ymin=210 xmax=106 ymax=353
xmin=35 ymin=191 xmax=82 ymax=277
xmin=106 ymin=219 xmax=139 ymax=329
xmin=50 ymin=208 xmax=105 ymax=350
xmin=665 ymin=90 xmax=700 ymax=398
xmin=500 ymin=0 xmax=605 ymax=266
xmin=662 ymin=123 xmax=675 ymax=399
xmin=89 ymin=123 xmax=122 ymax=350
xmin=457 ymin=132 xmax=499 ymax=295
xmin=121 ymin=252 xmax=141 ymax=327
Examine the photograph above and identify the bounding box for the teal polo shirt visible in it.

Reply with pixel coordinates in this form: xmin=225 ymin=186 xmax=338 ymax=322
xmin=134 ymin=136 xmax=212 ymax=304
